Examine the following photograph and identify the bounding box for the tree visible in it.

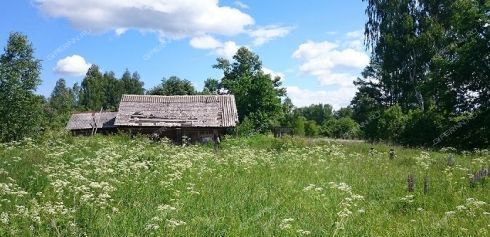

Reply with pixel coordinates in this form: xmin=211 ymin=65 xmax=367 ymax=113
xmin=304 ymin=120 xmax=319 ymax=137
xmin=354 ymin=0 xmax=489 ymax=148
xmin=49 ymin=79 xmax=75 ymax=115
xmin=294 ymin=104 xmax=333 ymax=125
xmin=121 ymin=69 xmax=144 ymax=95
xmin=103 ymin=71 xmax=122 ymax=110
xmin=0 ymin=32 xmax=44 ymax=141
xmin=279 ymin=97 xmax=295 ymax=127
xmin=202 ymin=78 xmax=220 ymax=94
xmin=321 ymin=117 xmax=360 ymax=139
xmin=71 ymin=82 xmax=81 ymax=110
xmin=292 ymin=115 xmax=305 ymax=136
xmin=213 ymin=47 xmax=284 ymax=132
xmin=148 ymin=76 xmax=196 ymax=96
xmin=334 ymin=107 xmax=353 ymax=119
xmin=79 ymin=65 xmax=105 ymax=111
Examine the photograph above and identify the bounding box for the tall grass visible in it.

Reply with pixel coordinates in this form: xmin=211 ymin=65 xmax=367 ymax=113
xmin=0 ymin=134 xmax=488 ymax=236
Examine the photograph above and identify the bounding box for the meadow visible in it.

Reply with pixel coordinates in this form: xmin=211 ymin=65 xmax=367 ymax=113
xmin=0 ymin=134 xmax=488 ymax=236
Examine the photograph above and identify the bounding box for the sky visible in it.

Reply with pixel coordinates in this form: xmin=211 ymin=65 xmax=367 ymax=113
xmin=0 ymin=0 xmax=369 ymax=109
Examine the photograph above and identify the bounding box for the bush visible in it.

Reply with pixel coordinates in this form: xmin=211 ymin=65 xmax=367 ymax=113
xmin=304 ymin=120 xmax=320 ymax=137
xmin=321 ymin=118 xmax=360 ymax=139
xmin=399 ymin=108 xmax=445 ymax=147
xmin=292 ymin=115 xmax=306 ymax=136
xmin=376 ymin=105 xmax=406 ymax=142
xmin=235 ymin=116 xmax=257 ymax=136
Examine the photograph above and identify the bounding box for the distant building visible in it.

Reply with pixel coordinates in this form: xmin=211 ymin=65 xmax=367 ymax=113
xmin=66 ymin=112 xmax=118 ymax=135
xmin=66 ymin=94 xmax=239 ymax=143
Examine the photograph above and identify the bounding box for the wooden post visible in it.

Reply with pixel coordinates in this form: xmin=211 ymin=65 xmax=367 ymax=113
xmin=93 ymin=107 xmax=103 ymax=135
xmin=213 ymin=129 xmax=220 ymax=152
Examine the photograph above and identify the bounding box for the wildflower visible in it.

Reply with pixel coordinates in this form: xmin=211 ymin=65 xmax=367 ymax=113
xmin=279 ymin=218 xmax=294 ymax=230
xmin=456 ymin=205 xmax=466 ymax=211
xmin=145 ymin=223 xmax=160 ymax=230
xmin=297 ymin=229 xmax=311 ymax=235
xmin=445 ymin=211 xmax=456 ymax=217
xmin=167 ymin=218 xmax=186 ymax=227
xmin=157 ymin=204 xmax=177 ymax=212
xmin=0 ymin=212 xmax=9 ymax=224
xmin=303 ymin=184 xmax=316 ymax=191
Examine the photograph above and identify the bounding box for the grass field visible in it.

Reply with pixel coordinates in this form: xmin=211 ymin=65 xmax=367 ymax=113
xmin=0 ymin=134 xmax=488 ymax=236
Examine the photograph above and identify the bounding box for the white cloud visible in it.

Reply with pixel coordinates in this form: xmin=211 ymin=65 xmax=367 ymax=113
xmin=293 ymin=39 xmax=369 ymax=87
xmin=190 ymin=35 xmax=223 ymax=49
xmin=291 ymin=31 xmax=369 ymax=108
xmin=287 ymin=86 xmax=357 ymax=109
xmin=189 ymin=34 xmax=240 ymax=60
xmin=54 ymin=55 xmax=92 ymax=76
xmin=115 ymin=28 xmax=128 ymax=36
xmin=234 ymin=1 xmax=249 ymax=9
xmin=36 ymin=0 xmax=254 ymax=39
xmin=214 ymin=41 xmax=240 ymax=59
xmin=249 ymin=25 xmax=293 ymax=46
xmin=263 ymin=67 xmax=285 ymax=80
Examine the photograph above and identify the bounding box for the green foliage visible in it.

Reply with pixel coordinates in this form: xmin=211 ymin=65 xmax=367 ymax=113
xmin=354 ymin=0 xmax=490 ymax=148
xmin=214 ymin=47 xmax=284 ymax=133
xmin=121 ymin=70 xmax=145 ymax=95
xmin=334 ymin=107 xmax=353 ymax=119
xmin=304 ymin=120 xmax=319 ymax=137
xmin=47 ymin=79 xmax=76 ymax=128
xmin=1 ymin=135 xmax=488 ymax=236
xmin=79 ymin=65 xmax=105 ymax=111
xmin=294 ymin=104 xmax=333 ymax=125
xmin=234 ymin=116 xmax=256 ymax=137
xmin=79 ymin=67 xmax=145 ymax=111
xmin=321 ymin=117 xmax=361 ymax=139
xmin=102 ymin=71 xmax=122 ymax=110
xmin=376 ymin=105 xmax=407 ymax=142
xmin=202 ymin=78 xmax=219 ymax=94
xmin=292 ymin=115 xmax=305 ymax=136
xmin=400 ymin=108 xmax=445 ymax=147
xmin=147 ymin=76 xmax=196 ymax=96
xmin=0 ymin=32 xmax=44 ymax=142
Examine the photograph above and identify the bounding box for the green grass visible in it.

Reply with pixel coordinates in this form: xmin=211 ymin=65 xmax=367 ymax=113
xmin=0 ymin=134 xmax=488 ymax=236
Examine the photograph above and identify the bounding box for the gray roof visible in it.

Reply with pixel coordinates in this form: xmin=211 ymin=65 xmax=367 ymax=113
xmin=114 ymin=94 xmax=238 ymax=127
xmin=66 ymin=112 xmax=118 ymax=130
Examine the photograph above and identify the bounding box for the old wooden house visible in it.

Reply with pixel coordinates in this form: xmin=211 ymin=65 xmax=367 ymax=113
xmin=66 ymin=94 xmax=239 ymax=142
xmin=66 ymin=112 xmax=118 ymax=135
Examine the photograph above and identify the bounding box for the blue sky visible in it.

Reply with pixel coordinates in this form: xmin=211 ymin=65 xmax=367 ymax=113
xmin=0 ymin=0 xmax=369 ymax=109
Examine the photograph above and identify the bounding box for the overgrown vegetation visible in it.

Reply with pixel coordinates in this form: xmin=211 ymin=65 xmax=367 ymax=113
xmin=0 ymin=135 xmax=488 ymax=236
xmin=0 ymin=0 xmax=488 ymax=147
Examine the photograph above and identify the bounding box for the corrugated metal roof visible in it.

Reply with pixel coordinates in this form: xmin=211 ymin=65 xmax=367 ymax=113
xmin=66 ymin=112 xmax=118 ymax=130
xmin=114 ymin=94 xmax=238 ymax=127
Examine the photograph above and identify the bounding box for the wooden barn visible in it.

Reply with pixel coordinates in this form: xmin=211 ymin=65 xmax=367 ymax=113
xmin=66 ymin=112 xmax=118 ymax=135
xmin=66 ymin=94 xmax=239 ymax=142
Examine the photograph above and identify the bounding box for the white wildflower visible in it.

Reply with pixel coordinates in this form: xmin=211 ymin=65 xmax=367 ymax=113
xmin=297 ymin=229 xmax=311 ymax=235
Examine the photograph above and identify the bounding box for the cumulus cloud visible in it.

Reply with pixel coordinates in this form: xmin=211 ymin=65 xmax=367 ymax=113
xmin=214 ymin=41 xmax=240 ymax=59
xmin=287 ymin=86 xmax=357 ymax=109
xmin=263 ymin=67 xmax=285 ymax=80
xmin=293 ymin=39 xmax=369 ymax=87
xmin=54 ymin=55 xmax=91 ymax=76
xmin=291 ymin=31 xmax=369 ymax=107
xmin=190 ymin=35 xmax=223 ymax=49
xmin=189 ymin=35 xmax=240 ymax=60
xmin=36 ymin=0 xmax=254 ymax=39
xmin=249 ymin=25 xmax=293 ymax=46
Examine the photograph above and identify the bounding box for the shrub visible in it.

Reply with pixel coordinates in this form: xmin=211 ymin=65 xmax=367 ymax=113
xmin=304 ymin=120 xmax=320 ymax=137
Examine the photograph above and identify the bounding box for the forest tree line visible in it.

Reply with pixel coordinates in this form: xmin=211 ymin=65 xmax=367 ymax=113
xmin=0 ymin=32 xmax=359 ymax=143
xmin=0 ymin=0 xmax=488 ymax=149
